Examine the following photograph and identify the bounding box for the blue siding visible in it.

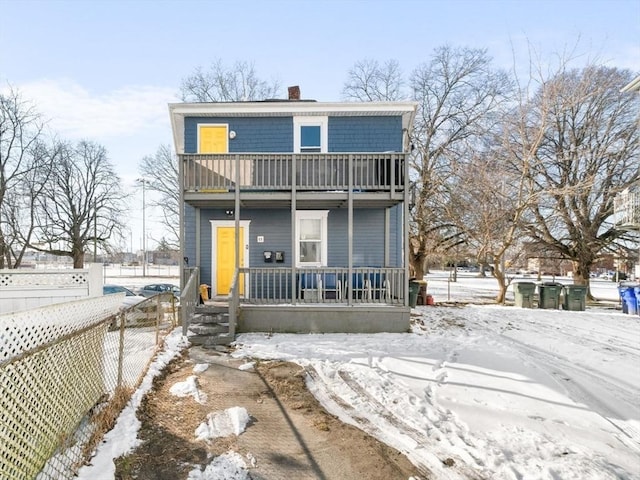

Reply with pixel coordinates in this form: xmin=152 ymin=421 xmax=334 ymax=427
xmin=183 ymin=204 xmax=197 ymax=268
xmin=390 ymin=205 xmax=403 ymax=267
xmin=184 ymin=117 xmax=293 ymax=153
xmin=328 ymin=116 xmax=402 ymax=152
xmin=184 ymin=115 xmax=403 ymax=153
xmin=187 ymin=207 xmax=399 ymax=285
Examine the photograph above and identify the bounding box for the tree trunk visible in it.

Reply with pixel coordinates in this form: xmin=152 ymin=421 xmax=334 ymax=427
xmin=410 ymin=243 xmax=427 ymax=280
xmin=572 ymin=260 xmax=593 ymax=299
xmin=73 ymin=249 xmax=85 ymax=269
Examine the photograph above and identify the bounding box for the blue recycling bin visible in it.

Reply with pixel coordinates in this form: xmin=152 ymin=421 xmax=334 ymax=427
xmin=619 ymin=286 xmax=638 ymax=315
xmin=635 ymin=287 xmax=640 ymax=316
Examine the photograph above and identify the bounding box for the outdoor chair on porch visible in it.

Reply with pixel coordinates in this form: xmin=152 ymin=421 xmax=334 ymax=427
xmin=298 ymin=272 xmax=343 ymax=301
xmin=349 ymin=270 xmax=391 ymax=301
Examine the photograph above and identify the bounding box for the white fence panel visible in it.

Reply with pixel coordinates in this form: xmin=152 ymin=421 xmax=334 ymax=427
xmin=0 ymin=264 xmax=102 ymax=314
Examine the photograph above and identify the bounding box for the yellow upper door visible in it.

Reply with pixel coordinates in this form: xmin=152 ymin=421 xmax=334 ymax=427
xmin=199 ymin=125 xmax=228 ymax=153
xmin=216 ymin=226 xmax=244 ymax=295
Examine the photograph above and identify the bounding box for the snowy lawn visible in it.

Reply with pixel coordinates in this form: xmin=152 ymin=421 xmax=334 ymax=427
xmin=80 ymin=274 xmax=639 ymax=479
xmin=233 ymin=304 xmax=640 ymax=479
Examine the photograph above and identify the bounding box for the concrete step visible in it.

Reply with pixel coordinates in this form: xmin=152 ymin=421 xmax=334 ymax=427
xmin=189 ymin=324 xmax=229 ymax=335
xmin=189 ymin=333 xmax=234 ymax=347
xmin=196 ymin=305 xmax=229 ymax=314
xmin=192 ymin=312 xmax=229 ymax=325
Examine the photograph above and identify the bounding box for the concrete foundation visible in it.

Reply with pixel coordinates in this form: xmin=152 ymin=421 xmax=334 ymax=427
xmin=238 ymin=304 xmax=411 ymax=334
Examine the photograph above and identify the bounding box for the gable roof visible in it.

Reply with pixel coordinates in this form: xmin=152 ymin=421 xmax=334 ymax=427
xmin=168 ymin=101 xmax=418 ymax=154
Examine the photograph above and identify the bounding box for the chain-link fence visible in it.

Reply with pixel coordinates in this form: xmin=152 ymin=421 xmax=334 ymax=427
xmin=0 ymin=292 xmax=180 ymax=480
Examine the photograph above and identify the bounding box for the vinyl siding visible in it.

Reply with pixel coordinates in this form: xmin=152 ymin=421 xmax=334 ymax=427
xmin=184 ymin=117 xmax=292 ymax=153
xmin=190 ymin=207 xmax=396 ymax=285
xmin=328 ymin=116 xmax=403 ymax=152
xmin=183 ymin=115 xmax=403 ymax=154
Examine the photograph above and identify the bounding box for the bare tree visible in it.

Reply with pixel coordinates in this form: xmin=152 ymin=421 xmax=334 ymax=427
xmin=342 ymin=59 xmax=405 ymax=101
xmin=32 ymin=140 xmax=126 ymax=268
xmin=180 ymin=59 xmax=281 ymax=102
xmin=523 ymin=66 xmax=640 ymax=288
xmin=139 ymin=144 xmax=179 ymax=248
xmin=0 ymin=87 xmax=50 ymax=268
xmin=409 ymin=46 xmax=513 ymax=279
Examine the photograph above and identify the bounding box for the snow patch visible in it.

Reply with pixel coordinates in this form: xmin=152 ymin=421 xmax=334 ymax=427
xmin=195 ymin=406 xmax=251 ymax=441
xmin=193 ymin=363 xmax=210 ymax=374
xmin=187 ymin=451 xmax=250 ymax=480
xmin=169 ymin=375 xmax=207 ymax=404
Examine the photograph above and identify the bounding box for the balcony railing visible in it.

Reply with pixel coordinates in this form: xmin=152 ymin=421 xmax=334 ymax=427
xmin=181 ymin=153 xmax=406 ymax=193
xmin=235 ymin=266 xmax=406 ymax=306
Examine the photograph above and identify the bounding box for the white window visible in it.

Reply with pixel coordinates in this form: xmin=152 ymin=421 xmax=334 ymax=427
xmin=293 ymin=116 xmax=328 ymax=153
xmin=295 ymin=210 xmax=328 ymax=267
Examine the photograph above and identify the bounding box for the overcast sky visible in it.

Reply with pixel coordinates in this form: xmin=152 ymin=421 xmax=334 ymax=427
xmin=1 ymin=0 xmax=639 ymax=250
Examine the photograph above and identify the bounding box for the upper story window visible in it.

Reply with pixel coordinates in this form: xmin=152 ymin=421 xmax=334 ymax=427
xmin=198 ymin=124 xmax=229 ymax=153
xmin=293 ymin=116 xmax=327 ymax=153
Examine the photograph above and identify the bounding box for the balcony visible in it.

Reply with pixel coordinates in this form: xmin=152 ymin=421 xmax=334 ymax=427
xmin=181 ymin=153 xmax=406 ymax=208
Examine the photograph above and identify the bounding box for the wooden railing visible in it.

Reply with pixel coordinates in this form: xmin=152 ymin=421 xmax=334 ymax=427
xmin=180 ymin=267 xmax=199 ymax=335
xmin=181 ymin=153 xmax=406 ymax=193
xmin=236 ymin=266 xmax=406 ymax=306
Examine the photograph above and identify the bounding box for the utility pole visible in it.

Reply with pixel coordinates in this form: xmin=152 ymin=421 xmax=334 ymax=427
xmin=137 ymin=178 xmax=149 ymax=277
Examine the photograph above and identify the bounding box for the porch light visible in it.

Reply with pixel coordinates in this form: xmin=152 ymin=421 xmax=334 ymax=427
xmin=225 ymin=209 xmax=234 ymax=217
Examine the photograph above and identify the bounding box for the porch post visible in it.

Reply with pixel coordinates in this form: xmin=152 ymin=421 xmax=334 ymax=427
xmin=179 ymin=153 xmax=185 ymax=291
xmin=348 ymin=154 xmax=353 ymax=307
xmin=404 ymin=153 xmax=410 ymax=307
xmin=235 ymin=154 xmax=240 ymax=288
xmin=291 ymin=154 xmax=297 ymax=305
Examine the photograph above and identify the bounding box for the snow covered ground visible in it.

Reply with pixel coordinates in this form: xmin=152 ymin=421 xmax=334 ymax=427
xmin=80 ymin=272 xmax=640 ymax=479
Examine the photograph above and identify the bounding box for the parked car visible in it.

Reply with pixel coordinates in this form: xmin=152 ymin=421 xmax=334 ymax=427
xmin=138 ymin=283 xmax=181 ymax=299
xmin=103 ymin=284 xmax=147 ymax=308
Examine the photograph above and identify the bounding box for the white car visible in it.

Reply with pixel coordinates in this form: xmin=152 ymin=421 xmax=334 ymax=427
xmin=103 ymin=284 xmax=147 ymax=308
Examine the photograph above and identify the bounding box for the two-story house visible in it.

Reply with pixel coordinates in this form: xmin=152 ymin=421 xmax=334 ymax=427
xmin=169 ymin=90 xmax=417 ymax=335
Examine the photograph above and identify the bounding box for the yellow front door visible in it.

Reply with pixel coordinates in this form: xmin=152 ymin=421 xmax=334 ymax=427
xmin=216 ymin=226 xmax=244 ymax=295
xmin=199 ymin=125 xmax=228 ymax=153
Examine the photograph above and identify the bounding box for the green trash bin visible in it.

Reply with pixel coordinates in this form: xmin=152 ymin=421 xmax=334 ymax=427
xmin=513 ymin=282 xmax=536 ymax=308
xmin=409 ymin=279 xmax=420 ymax=308
xmin=538 ymin=282 xmax=562 ymax=309
xmin=563 ymin=285 xmax=588 ymax=311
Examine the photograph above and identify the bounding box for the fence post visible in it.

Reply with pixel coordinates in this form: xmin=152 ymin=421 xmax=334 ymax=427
xmin=117 ymin=311 xmax=125 ymax=388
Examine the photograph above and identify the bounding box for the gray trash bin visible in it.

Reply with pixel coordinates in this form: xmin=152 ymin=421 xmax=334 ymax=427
xmin=513 ymin=282 xmax=536 ymax=308
xmin=538 ymin=282 xmax=562 ymax=309
xmin=563 ymin=285 xmax=587 ymax=311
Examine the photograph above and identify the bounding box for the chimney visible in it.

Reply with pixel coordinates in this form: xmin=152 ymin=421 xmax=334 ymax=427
xmin=288 ymin=85 xmax=300 ymax=100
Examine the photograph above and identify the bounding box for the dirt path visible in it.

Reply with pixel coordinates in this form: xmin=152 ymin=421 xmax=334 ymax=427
xmin=114 ymin=346 xmax=427 ymax=480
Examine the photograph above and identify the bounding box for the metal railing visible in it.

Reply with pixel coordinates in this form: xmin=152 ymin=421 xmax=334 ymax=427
xmin=237 ymin=266 xmax=406 ymax=306
xmin=181 ymin=153 xmax=406 ymax=192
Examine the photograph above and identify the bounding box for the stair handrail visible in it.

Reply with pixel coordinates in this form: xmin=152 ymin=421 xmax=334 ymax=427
xmin=228 ymin=269 xmax=239 ymax=338
xmin=181 ymin=267 xmax=200 ymax=336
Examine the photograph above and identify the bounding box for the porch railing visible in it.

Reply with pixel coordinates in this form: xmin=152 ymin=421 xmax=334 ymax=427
xmin=181 ymin=153 xmax=406 ymax=192
xmin=236 ymin=266 xmax=406 ymax=306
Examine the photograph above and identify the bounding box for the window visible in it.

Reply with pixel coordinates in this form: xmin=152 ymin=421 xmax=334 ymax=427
xmin=300 ymin=125 xmax=321 ymax=152
xmin=293 ymin=116 xmax=327 ymax=153
xmin=295 ymin=210 xmax=328 ymax=266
